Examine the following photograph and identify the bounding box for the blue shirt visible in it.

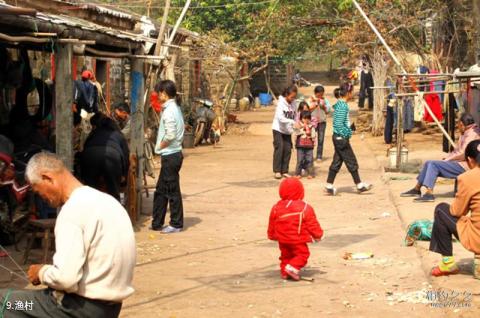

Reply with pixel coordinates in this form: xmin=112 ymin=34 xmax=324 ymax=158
xmin=155 ymin=99 xmax=185 ymax=156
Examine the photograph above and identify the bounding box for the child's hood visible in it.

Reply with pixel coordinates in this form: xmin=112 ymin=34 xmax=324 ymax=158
xmin=279 ymin=177 xmax=304 ymax=200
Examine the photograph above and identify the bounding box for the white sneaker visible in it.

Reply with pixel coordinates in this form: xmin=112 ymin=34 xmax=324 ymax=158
xmin=274 ymin=173 xmax=282 ymax=179
xmin=325 ymin=186 xmax=337 ymax=196
xmin=161 ymin=226 xmax=182 ymax=234
xmin=357 ymin=183 xmax=372 ymax=193
xmin=282 ymin=173 xmax=292 ymax=178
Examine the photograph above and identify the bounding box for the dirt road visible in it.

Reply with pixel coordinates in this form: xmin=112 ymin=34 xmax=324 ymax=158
xmin=122 ymin=95 xmax=473 ymax=317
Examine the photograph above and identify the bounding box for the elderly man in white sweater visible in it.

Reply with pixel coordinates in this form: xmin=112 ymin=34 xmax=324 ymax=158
xmin=0 ymin=152 xmax=136 ymax=317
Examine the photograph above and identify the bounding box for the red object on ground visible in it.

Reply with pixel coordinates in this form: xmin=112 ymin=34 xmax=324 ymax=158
xmin=424 ymin=93 xmax=443 ymax=123
xmin=0 ymin=251 xmax=8 ymax=257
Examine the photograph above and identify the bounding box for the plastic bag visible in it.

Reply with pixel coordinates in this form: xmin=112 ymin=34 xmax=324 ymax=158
xmin=405 ymin=219 xmax=433 ymax=246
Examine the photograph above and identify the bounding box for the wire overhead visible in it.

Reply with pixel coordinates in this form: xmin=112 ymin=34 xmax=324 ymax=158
xmin=104 ymin=0 xmax=275 ymax=10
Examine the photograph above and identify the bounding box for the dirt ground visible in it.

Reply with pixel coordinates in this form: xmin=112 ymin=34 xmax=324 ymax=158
xmin=120 ymin=86 xmax=477 ymax=317
xmin=0 ymin=86 xmax=477 ymax=317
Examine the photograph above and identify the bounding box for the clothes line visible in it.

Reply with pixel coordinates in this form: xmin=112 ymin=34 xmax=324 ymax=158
xmin=394 ymin=90 xmax=461 ymax=97
xmin=395 ymin=73 xmax=454 ymax=77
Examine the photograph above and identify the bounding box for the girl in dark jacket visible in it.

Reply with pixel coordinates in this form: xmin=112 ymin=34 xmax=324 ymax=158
xmin=80 ymin=113 xmax=129 ymax=201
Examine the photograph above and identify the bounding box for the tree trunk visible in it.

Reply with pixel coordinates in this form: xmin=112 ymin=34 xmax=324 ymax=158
xmin=474 ymin=0 xmax=480 ymax=64
xmin=55 ymin=44 xmax=73 ymax=170
xmin=371 ymin=51 xmax=387 ymax=137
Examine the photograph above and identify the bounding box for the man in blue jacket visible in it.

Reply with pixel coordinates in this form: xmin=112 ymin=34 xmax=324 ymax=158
xmin=152 ymin=80 xmax=185 ymax=234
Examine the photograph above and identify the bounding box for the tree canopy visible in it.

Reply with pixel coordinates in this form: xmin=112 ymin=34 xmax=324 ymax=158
xmin=101 ymin=0 xmax=476 ymax=68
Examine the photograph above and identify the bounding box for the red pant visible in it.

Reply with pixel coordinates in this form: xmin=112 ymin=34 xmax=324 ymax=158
xmin=278 ymin=242 xmax=310 ymax=275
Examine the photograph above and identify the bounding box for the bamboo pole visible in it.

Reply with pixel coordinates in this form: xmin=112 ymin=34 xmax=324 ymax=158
xmin=142 ymin=0 xmax=171 ymax=127
xmin=163 ymin=0 xmax=192 ymax=58
xmin=352 ymin=0 xmax=406 ymax=74
xmin=396 ymin=98 xmax=403 ymax=169
xmin=420 ymin=98 xmax=456 ymax=147
xmin=155 ymin=0 xmax=171 ymax=57
xmin=394 ymin=90 xmax=461 ymax=97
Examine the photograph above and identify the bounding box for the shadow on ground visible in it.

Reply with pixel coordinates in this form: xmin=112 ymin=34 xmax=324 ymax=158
xmin=123 ymin=265 xmax=335 ymax=310
xmin=320 ymin=233 xmax=377 ymax=249
xmin=183 ymin=217 xmax=202 ymax=231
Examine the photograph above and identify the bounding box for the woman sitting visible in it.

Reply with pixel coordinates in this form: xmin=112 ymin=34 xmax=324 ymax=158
xmin=429 ymin=139 xmax=480 ymax=277
xmin=80 ymin=113 xmax=129 ymax=201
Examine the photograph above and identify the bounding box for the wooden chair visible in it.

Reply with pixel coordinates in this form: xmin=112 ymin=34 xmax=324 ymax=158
xmin=23 ymin=218 xmax=56 ymax=264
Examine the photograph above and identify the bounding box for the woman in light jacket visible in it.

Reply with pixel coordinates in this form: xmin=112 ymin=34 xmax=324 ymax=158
xmin=272 ymin=85 xmax=298 ymax=179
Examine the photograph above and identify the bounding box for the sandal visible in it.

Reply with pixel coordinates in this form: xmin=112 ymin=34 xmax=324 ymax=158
xmin=431 ymin=265 xmax=460 ymax=277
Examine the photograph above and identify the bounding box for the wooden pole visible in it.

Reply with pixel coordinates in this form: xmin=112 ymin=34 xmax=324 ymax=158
xmin=142 ymin=0 xmax=171 ymax=127
xmin=396 ymin=99 xmax=403 ymax=169
xmin=352 ymin=0 xmax=407 ymax=74
xmin=163 ymin=0 xmax=192 ymax=57
xmin=55 ymin=44 xmax=74 ymax=170
xmin=130 ymin=48 xmax=145 ymax=219
xmin=155 ymin=0 xmax=171 ymax=57
xmin=420 ymin=98 xmax=456 ymax=147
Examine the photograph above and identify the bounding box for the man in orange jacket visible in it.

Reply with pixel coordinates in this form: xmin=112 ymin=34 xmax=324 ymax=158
xmin=268 ymin=178 xmax=324 ymax=280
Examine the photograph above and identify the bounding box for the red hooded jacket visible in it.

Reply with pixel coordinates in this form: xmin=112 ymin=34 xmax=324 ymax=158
xmin=268 ymin=178 xmax=323 ymax=244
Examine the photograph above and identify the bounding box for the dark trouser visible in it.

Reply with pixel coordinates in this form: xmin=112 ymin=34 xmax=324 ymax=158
xmin=316 ymin=122 xmax=327 ymax=159
xmin=327 ymin=135 xmax=361 ymax=184
xmin=359 ymin=89 xmax=374 ymax=110
xmin=384 ymin=106 xmax=394 ymax=144
xmin=295 ymin=148 xmax=314 ymax=176
xmin=152 ymin=152 xmax=184 ymax=229
xmin=0 ymin=289 xmax=121 ymax=318
xmin=429 ymin=203 xmax=459 ymax=257
xmin=81 ymin=146 xmax=123 ymax=201
xmin=273 ymin=130 xmax=292 ymax=174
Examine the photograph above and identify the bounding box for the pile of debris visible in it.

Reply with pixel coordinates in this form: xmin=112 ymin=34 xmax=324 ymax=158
xmin=225 ymin=122 xmax=251 ymax=136
xmin=355 ymin=111 xmax=373 ymax=133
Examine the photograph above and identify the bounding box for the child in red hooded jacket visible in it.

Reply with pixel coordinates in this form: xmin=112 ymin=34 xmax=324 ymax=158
xmin=268 ymin=178 xmax=323 ymax=280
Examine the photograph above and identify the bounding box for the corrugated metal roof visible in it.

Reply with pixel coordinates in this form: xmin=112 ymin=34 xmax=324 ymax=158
xmin=0 ymin=2 xmax=155 ymax=45
xmin=54 ymin=0 xmax=136 ymax=21
xmin=53 ymin=0 xmax=200 ymax=38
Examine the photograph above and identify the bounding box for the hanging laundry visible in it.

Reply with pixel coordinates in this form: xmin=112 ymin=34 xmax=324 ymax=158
xmin=424 ymin=93 xmax=443 ymax=123
xmin=414 ymin=94 xmax=425 ymax=122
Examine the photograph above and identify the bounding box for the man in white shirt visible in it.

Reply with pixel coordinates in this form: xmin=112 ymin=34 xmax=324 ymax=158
xmin=0 ymin=152 xmax=136 ymax=317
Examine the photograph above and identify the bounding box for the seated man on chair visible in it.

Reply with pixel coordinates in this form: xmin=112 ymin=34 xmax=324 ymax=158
xmin=401 ymin=113 xmax=480 ymax=202
xmin=0 ymin=152 xmax=136 ymax=317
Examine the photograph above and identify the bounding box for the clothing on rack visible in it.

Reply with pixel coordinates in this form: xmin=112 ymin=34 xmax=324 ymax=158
xmin=358 ymin=70 xmax=374 ymax=110
xmin=443 ymin=93 xmax=457 ymax=153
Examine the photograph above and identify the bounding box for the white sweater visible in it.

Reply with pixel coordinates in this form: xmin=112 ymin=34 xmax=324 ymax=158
xmin=272 ymin=96 xmax=296 ymax=135
xmin=39 ymin=186 xmax=136 ymax=302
